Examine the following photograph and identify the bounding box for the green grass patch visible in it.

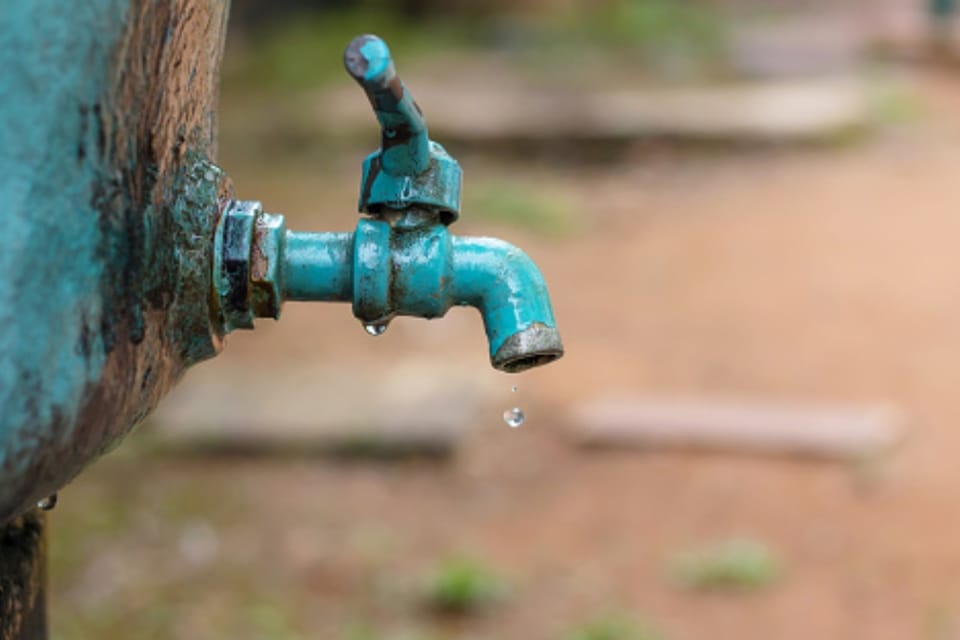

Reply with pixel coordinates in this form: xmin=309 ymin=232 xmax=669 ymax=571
xmin=223 ymin=8 xmax=486 ymax=93
xmin=346 ymin=625 xmax=440 ymax=640
xmin=223 ymin=1 xmax=731 ymax=97
xmin=423 ymin=556 xmax=505 ymax=614
xmin=869 ymin=78 xmax=925 ymax=127
xmin=668 ymin=538 xmax=781 ymax=592
xmin=565 ymin=613 xmax=664 ymax=640
xmin=513 ymin=0 xmax=730 ymax=83
xmin=247 ymin=600 xmax=304 ymax=640
xmin=579 ymin=0 xmax=726 ymax=56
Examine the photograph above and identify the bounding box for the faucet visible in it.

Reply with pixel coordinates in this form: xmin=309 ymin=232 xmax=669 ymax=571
xmin=213 ymin=35 xmax=564 ymax=372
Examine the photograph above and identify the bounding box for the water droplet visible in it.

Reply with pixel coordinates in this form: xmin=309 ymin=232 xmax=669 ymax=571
xmin=37 ymin=493 xmax=57 ymax=511
xmin=503 ymin=407 xmax=525 ymax=428
xmin=364 ymin=322 xmax=388 ymax=336
xmin=511 ymin=385 xmax=519 ymax=393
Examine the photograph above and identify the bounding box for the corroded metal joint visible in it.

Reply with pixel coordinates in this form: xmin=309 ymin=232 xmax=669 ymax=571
xmin=213 ymin=200 xmax=286 ymax=331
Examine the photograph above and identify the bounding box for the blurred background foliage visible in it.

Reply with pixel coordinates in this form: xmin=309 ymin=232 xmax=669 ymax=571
xmin=222 ymin=0 xmax=731 ymax=93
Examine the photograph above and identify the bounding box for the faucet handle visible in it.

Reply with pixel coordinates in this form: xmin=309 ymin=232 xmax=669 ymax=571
xmin=344 ymin=34 xmax=429 ymax=176
xmin=344 ymin=35 xmax=462 ymax=224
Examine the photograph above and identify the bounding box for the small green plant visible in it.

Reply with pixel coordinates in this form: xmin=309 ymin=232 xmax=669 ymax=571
xmin=423 ymin=556 xmax=505 ymax=614
xmin=669 ymin=538 xmax=781 ymax=592
xmin=565 ymin=613 xmax=663 ymax=640
xmin=248 ymin=601 xmax=303 ymax=640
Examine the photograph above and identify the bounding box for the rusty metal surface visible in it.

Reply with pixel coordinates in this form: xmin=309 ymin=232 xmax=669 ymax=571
xmin=0 ymin=0 xmax=232 ymax=524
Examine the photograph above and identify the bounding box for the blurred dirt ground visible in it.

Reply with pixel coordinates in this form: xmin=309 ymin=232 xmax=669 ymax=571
xmin=49 ymin=70 xmax=960 ymax=640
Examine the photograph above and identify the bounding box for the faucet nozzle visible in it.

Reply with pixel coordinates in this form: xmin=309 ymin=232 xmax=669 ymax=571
xmin=492 ymin=323 xmax=565 ymax=373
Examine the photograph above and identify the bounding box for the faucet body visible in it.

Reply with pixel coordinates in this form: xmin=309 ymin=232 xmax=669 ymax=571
xmin=213 ymin=34 xmax=563 ymax=372
xmin=215 ymin=203 xmax=562 ymax=372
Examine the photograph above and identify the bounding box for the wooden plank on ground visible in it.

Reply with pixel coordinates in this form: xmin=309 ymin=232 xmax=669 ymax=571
xmin=570 ymin=396 xmax=905 ymax=459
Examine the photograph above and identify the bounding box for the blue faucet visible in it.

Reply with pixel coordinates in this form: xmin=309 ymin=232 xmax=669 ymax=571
xmin=213 ymin=35 xmax=564 ymax=372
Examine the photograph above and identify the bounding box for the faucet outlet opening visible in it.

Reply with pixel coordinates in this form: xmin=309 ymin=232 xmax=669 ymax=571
xmin=491 ymin=323 xmax=564 ymax=373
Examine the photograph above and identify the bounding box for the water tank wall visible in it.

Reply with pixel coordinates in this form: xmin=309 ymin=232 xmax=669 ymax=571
xmin=0 ymin=0 xmax=233 ymax=524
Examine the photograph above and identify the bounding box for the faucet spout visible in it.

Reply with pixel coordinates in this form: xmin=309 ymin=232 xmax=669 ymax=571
xmin=347 ymin=217 xmax=563 ymax=372
xmin=449 ymin=236 xmax=563 ymax=372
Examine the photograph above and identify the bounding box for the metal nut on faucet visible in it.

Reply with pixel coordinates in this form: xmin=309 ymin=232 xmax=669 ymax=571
xmin=215 ymin=200 xmax=259 ymax=331
xmin=250 ymin=211 xmax=286 ymax=320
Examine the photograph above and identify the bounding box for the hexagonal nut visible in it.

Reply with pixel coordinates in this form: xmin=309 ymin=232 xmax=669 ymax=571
xmin=250 ymin=212 xmax=286 ymax=319
xmin=217 ymin=200 xmax=260 ymax=331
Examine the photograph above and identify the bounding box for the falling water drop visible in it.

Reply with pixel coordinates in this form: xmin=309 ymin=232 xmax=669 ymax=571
xmin=511 ymin=385 xmax=519 ymax=393
xmin=503 ymin=407 xmax=525 ymax=428
xmin=363 ymin=322 xmax=388 ymax=336
xmin=37 ymin=493 xmax=58 ymax=511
